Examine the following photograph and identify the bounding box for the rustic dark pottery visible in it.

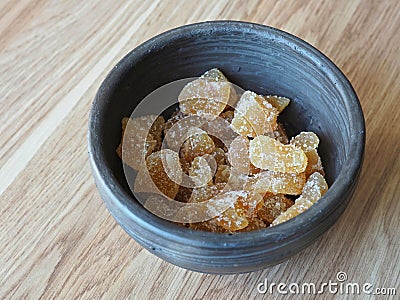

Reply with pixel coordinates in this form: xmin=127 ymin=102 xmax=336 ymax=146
xmin=88 ymin=21 xmax=365 ymax=274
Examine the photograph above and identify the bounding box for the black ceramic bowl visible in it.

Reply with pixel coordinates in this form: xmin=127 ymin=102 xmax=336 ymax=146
xmin=88 ymin=21 xmax=365 ymax=274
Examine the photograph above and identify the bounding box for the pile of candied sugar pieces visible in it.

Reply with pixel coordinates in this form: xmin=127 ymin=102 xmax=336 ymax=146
xmin=117 ymin=68 xmax=328 ymax=233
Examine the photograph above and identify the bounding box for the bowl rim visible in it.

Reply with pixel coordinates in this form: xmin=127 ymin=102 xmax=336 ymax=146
xmin=88 ymin=20 xmax=365 ymax=250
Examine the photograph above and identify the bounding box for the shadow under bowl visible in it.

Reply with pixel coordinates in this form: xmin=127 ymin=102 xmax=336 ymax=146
xmin=88 ymin=21 xmax=365 ymax=274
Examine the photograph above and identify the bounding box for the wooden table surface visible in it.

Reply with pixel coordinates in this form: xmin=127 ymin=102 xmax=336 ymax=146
xmin=1 ymin=0 xmax=399 ymax=299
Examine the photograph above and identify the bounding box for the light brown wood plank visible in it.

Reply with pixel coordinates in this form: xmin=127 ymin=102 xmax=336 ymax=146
xmin=0 ymin=0 xmax=399 ymax=299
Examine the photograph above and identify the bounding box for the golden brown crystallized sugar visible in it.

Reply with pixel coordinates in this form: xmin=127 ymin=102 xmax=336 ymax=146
xmin=231 ymin=91 xmax=279 ymax=138
xmin=271 ymin=172 xmax=328 ymax=226
xmin=179 ymin=131 xmax=215 ymax=164
xmin=144 ymin=150 xmax=181 ymax=199
xmin=257 ymin=193 xmax=294 ymax=224
xmin=118 ymin=68 xmax=329 ymax=232
xmin=263 ymin=95 xmax=291 ymax=113
xmin=249 ymin=135 xmax=308 ymax=174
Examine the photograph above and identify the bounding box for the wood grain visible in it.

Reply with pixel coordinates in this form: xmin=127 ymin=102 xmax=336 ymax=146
xmin=1 ymin=0 xmax=399 ymax=299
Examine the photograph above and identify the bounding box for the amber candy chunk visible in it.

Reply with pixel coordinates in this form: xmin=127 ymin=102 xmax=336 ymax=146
xmin=178 ymin=77 xmax=235 ymax=118
xmin=236 ymin=191 xmax=264 ymax=218
xmin=271 ymin=172 xmax=328 ymax=226
xmin=231 ymin=91 xmax=278 ymax=138
xmin=290 ymin=131 xmax=320 ymax=151
xmin=249 ymin=135 xmax=307 ymax=173
xmin=304 ymin=148 xmax=325 ymax=178
xmin=189 ymin=156 xmax=214 ymax=187
xmin=301 ymin=172 xmax=328 ymax=202
xmin=143 ymin=150 xmax=181 ymax=199
xmin=189 ymin=183 xmax=226 ymax=203
xmin=238 ymin=218 xmax=267 ymax=232
xmin=271 ymin=198 xmax=313 ymax=226
xmin=117 ymin=116 xmax=165 ymax=170
xmin=163 ymin=109 xmax=186 ymax=136
xmin=174 ymin=186 xmax=192 ymax=203
xmin=214 ymin=164 xmax=230 ymax=183
xmin=263 ymin=95 xmax=290 ymax=113
xmin=228 ymin=136 xmax=261 ymax=175
xmin=216 ymin=206 xmax=249 ymax=231
xmin=201 ymin=68 xmax=228 ymax=81
xmin=245 ymin=170 xmax=306 ymax=195
xmin=180 ymin=131 xmax=215 ymax=163
xmin=257 ymin=194 xmax=294 ymax=223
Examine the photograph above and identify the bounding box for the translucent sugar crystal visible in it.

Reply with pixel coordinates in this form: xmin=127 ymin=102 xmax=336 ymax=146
xmin=249 ymin=135 xmax=308 ymax=173
xmin=215 ymin=206 xmax=249 ymax=231
xmin=214 ymin=164 xmax=230 ymax=183
xmin=231 ymin=91 xmax=278 ymax=138
xmin=263 ymin=95 xmax=290 ymax=113
xmin=228 ymin=136 xmax=261 ymax=175
xmin=257 ymin=193 xmax=294 ymax=224
xmin=178 ymin=77 xmax=236 ymax=118
xmin=201 ymin=68 xmax=228 ymax=81
xmin=271 ymin=172 xmax=328 ymax=226
xmin=189 ymin=156 xmax=214 ymax=187
xmin=301 ymin=172 xmax=328 ymax=203
xmin=290 ymin=131 xmax=320 ymax=151
xmin=305 ymin=148 xmax=325 ymax=178
xmin=271 ymin=198 xmax=313 ymax=226
xmin=245 ymin=170 xmax=306 ymax=195
xmin=180 ymin=131 xmax=215 ymax=163
xmin=118 ymin=115 xmax=165 ymax=170
xmin=142 ymin=149 xmax=182 ymax=199
xmin=238 ymin=217 xmax=267 ymax=232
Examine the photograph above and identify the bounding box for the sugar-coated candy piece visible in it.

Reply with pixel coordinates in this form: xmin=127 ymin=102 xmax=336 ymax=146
xmin=231 ymin=91 xmax=278 ymax=138
xmin=263 ymin=95 xmax=290 ymax=113
xmin=178 ymin=77 xmax=235 ymax=118
xmin=238 ymin=218 xmax=267 ymax=231
xmin=290 ymin=131 xmax=320 ymax=151
xmin=189 ymin=183 xmax=226 ymax=203
xmin=235 ymin=191 xmax=264 ymax=218
xmin=257 ymin=194 xmax=294 ymax=223
xmin=201 ymin=68 xmax=228 ymax=81
xmin=119 ymin=115 xmax=165 ymax=170
xmin=228 ymin=136 xmax=260 ymax=175
xmin=189 ymin=156 xmax=214 ymax=187
xmin=271 ymin=198 xmax=313 ymax=226
xmin=301 ymin=172 xmax=328 ymax=203
xmin=249 ymin=135 xmax=308 ymax=173
xmin=174 ymin=186 xmax=192 ymax=203
xmin=244 ymin=170 xmax=306 ymax=195
xmin=216 ymin=207 xmax=249 ymax=231
xmin=271 ymin=172 xmax=328 ymax=226
xmin=180 ymin=131 xmax=215 ymax=163
xmin=304 ymin=148 xmax=325 ymax=178
xmin=144 ymin=150 xmax=182 ymax=199
xmin=214 ymin=164 xmax=230 ymax=183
